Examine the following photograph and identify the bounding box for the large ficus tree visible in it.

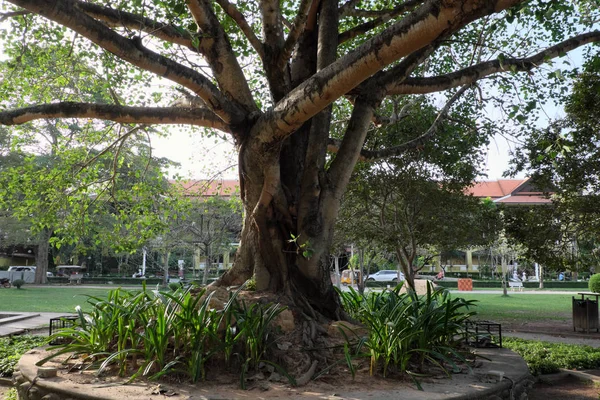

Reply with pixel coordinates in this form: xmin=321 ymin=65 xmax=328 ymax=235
xmin=0 ymin=0 xmax=598 ymax=318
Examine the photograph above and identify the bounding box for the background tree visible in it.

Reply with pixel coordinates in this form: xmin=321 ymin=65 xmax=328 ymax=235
xmin=509 ymin=54 xmax=600 ymax=284
xmin=338 ymin=96 xmax=501 ymax=289
xmin=170 ymin=195 xmax=242 ymax=284
xmin=0 ymin=0 xmax=598 ymax=316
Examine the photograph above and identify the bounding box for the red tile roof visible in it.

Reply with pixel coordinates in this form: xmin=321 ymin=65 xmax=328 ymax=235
xmin=467 ymin=179 xmax=525 ymax=198
xmin=170 ymin=179 xmax=240 ymax=197
xmin=467 ymin=178 xmax=551 ymax=205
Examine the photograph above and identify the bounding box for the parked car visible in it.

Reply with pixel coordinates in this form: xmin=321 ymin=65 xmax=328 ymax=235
xmin=7 ymin=266 xmax=36 ymax=272
xmin=366 ymin=270 xmax=405 ymax=282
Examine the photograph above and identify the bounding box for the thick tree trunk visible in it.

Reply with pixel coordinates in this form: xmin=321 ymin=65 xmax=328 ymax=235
xmin=34 ymin=227 xmax=52 ymax=284
xmin=216 ymin=139 xmax=344 ymax=319
xmin=396 ymin=248 xmax=416 ymax=291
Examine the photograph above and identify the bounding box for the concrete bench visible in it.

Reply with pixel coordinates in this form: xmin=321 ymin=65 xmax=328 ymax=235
xmin=508 ymin=280 xmax=523 ymax=291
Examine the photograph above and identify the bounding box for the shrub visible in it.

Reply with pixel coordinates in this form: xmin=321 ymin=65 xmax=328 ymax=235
xmin=504 ymin=337 xmax=600 ymax=375
xmin=12 ymin=279 xmax=25 ymax=289
xmin=589 ymin=274 xmax=600 ymax=293
xmin=0 ymin=335 xmax=48 ymax=377
xmin=38 ymin=284 xmax=286 ymax=385
xmin=168 ymin=282 xmax=181 ymax=292
xmin=337 ymin=285 xmax=476 ymax=377
xmin=245 ymin=277 xmax=256 ymax=291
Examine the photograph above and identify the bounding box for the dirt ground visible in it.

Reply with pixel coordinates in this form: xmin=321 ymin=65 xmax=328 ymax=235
xmin=529 ymin=375 xmax=600 ymax=400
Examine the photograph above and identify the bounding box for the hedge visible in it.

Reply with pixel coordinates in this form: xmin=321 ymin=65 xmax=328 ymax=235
xmin=46 ymin=277 xmax=219 ymax=285
xmin=364 ymin=280 xmax=588 ymax=289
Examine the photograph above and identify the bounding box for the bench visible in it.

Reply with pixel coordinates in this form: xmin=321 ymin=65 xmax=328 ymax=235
xmin=508 ymin=280 xmax=523 ymax=291
xmin=68 ymin=273 xmax=83 ymax=285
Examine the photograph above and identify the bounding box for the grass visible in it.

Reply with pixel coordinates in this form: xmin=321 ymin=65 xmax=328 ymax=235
xmin=454 ymin=293 xmax=573 ymax=323
xmin=0 ymin=287 xmax=114 ymax=313
xmin=468 ymin=287 xmax=584 ymax=292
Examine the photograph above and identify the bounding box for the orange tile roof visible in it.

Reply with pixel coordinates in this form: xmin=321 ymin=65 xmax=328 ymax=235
xmin=170 ymin=179 xmax=240 ymax=197
xmin=467 ymin=178 xmax=551 ymax=205
xmin=467 ymin=179 xmax=526 ymax=198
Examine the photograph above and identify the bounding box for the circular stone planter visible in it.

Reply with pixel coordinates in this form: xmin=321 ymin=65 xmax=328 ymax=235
xmin=14 ymin=347 xmax=534 ymax=400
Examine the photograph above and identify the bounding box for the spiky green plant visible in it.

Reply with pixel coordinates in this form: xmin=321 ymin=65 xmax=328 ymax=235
xmin=338 ymin=286 xmax=476 ymax=377
xmin=37 ymin=284 xmax=286 ymax=386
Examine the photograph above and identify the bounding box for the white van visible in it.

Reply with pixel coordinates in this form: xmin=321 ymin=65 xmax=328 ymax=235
xmin=7 ymin=266 xmax=53 ymax=277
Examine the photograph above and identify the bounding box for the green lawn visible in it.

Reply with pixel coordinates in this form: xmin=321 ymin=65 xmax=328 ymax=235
xmin=0 ymin=287 xmax=114 ymax=313
xmin=454 ymin=293 xmax=574 ymax=323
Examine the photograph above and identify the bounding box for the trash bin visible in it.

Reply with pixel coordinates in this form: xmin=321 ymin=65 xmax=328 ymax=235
xmin=572 ymin=297 xmax=599 ymax=333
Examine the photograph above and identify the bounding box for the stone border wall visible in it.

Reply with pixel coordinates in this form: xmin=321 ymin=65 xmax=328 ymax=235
xmin=14 ymin=347 xmax=534 ymax=400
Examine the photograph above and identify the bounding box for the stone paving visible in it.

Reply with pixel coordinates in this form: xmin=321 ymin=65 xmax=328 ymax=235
xmin=0 ymin=312 xmax=74 ymax=337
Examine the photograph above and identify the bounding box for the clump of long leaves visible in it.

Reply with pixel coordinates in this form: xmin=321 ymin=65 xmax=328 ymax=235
xmin=37 ymin=283 xmax=285 ymax=384
xmin=338 ymin=285 xmax=476 ymax=378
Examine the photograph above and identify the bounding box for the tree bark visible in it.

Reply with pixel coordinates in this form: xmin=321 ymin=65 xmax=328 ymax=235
xmin=216 ymin=135 xmax=344 ymax=319
xmin=34 ymin=227 xmax=52 ymax=284
xmin=163 ymin=251 xmax=170 ymax=286
xmin=202 ymin=245 xmax=211 ymax=285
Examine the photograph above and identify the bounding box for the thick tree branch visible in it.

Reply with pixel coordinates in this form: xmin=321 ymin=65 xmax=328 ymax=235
xmin=0 ymin=10 xmax=29 ymax=22
xmin=7 ymin=0 xmax=246 ymax=125
xmin=76 ymin=1 xmax=201 ymax=51
xmin=388 ymin=30 xmax=600 ymax=95
xmin=343 ymin=3 xmax=424 ymax=19
xmin=186 ymin=0 xmax=259 ymax=113
xmin=265 ymin=0 xmax=522 ymax=142
xmin=338 ymin=0 xmax=360 ymax=18
xmin=338 ymin=0 xmax=422 ymax=44
xmin=296 ymin=0 xmax=338 ymax=252
xmin=327 ymin=91 xmax=383 ymax=198
xmin=280 ymin=0 xmax=315 ymax=66
xmin=0 ymin=103 xmax=231 ymax=132
xmin=214 ymin=0 xmax=265 ymax=60
xmin=261 ymin=0 xmax=284 ymax=53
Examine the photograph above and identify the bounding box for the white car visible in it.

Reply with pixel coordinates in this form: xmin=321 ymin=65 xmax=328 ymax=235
xmin=366 ymin=270 xmax=405 ymax=282
xmin=8 ymin=266 xmax=36 ymax=272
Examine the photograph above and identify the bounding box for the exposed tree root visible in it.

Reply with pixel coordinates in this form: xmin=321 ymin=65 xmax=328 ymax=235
xmin=295 ymin=360 xmax=318 ymax=386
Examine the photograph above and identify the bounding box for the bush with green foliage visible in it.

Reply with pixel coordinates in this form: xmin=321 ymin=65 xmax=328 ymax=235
xmin=0 ymin=335 xmax=48 ymax=377
xmin=337 ymin=286 xmax=476 ymax=377
xmin=168 ymin=282 xmax=181 ymax=292
xmin=245 ymin=277 xmax=256 ymax=291
xmin=5 ymin=388 xmax=17 ymax=400
xmin=589 ymin=274 xmax=600 ymax=293
xmin=12 ymin=279 xmax=25 ymax=289
xmin=504 ymin=337 xmax=600 ymax=375
xmin=39 ymin=284 xmax=286 ymax=385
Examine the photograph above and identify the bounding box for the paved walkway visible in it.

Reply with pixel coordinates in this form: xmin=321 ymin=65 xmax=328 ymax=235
xmin=0 ymin=312 xmax=75 ymax=337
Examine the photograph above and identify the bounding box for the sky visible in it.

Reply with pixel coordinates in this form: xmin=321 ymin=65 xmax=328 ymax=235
xmin=151 ymin=107 xmax=554 ymax=182
xmin=152 ymin=130 xmax=522 ymax=182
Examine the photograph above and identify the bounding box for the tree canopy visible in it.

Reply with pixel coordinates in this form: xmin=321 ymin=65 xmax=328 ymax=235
xmin=0 ymin=0 xmax=598 ymax=316
xmin=506 ymin=55 xmax=600 ymax=278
